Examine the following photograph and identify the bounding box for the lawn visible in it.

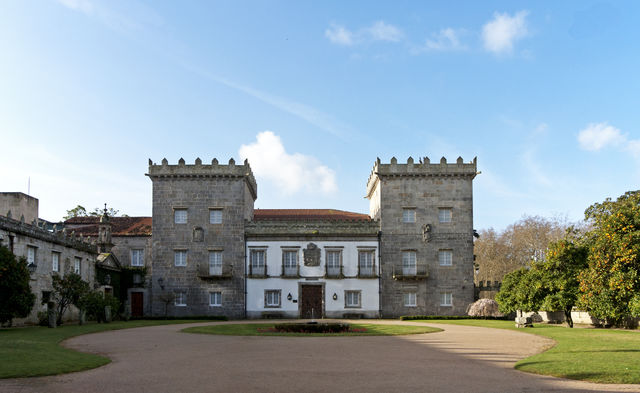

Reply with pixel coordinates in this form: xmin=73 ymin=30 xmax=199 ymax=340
xmin=414 ymin=319 xmax=640 ymax=384
xmin=183 ymin=322 xmax=441 ymax=336
xmin=0 ymin=320 xmax=210 ymax=379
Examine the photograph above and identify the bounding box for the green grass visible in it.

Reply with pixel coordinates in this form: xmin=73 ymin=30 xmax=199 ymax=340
xmin=183 ymin=323 xmax=442 ymax=336
xmin=414 ymin=319 xmax=640 ymax=384
xmin=0 ymin=320 xmax=210 ymax=379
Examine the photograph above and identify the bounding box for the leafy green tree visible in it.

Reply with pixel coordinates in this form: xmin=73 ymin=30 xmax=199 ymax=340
xmin=63 ymin=205 xmax=125 ymax=220
xmin=495 ymin=267 xmax=543 ymax=315
xmin=579 ymin=191 xmax=640 ymax=325
xmin=51 ymin=273 xmax=90 ymax=325
xmin=63 ymin=205 xmax=88 ymax=220
xmin=0 ymin=245 xmax=35 ymax=326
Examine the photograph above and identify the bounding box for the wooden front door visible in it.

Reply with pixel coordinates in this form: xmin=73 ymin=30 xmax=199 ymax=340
xmin=300 ymin=285 xmax=323 ymax=319
xmin=131 ymin=292 xmax=144 ymax=317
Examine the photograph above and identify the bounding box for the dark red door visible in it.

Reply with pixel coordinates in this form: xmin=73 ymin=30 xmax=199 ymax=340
xmin=131 ymin=292 xmax=143 ymax=317
xmin=300 ymin=285 xmax=323 ymax=319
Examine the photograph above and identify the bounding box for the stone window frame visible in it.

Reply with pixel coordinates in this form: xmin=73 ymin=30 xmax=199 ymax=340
xmin=402 ymin=207 xmax=416 ymax=223
xmin=26 ymin=245 xmax=37 ymax=265
xmin=209 ymin=207 xmax=223 ymax=225
xmin=264 ymin=289 xmax=281 ymax=308
xmin=73 ymin=256 xmax=82 ymax=275
xmin=173 ymin=207 xmax=188 ymax=224
xmin=440 ymin=292 xmax=453 ymax=307
xmin=404 ymin=292 xmax=417 ymax=307
xmin=208 ymin=249 xmax=223 ymax=276
xmin=249 ymin=247 xmax=267 ymax=276
xmin=344 ymin=290 xmax=362 ymax=308
xmin=324 ymin=247 xmax=343 ymax=277
xmin=209 ymin=291 xmax=222 ymax=307
xmin=51 ymin=251 xmax=60 ymax=273
xmin=438 ymin=207 xmax=452 ymax=223
xmin=401 ymin=249 xmax=417 ymax=275
xmin=438 ymin=249 xmax=453 ymax=266
xmin=280 ymin=247 xmax=300 ymax=277
xmin=357 ymin=248 xmax=376 ymax=278
xmin=174 ymin=249 xmax=188 ymax=267
xmin=131 ymin=249 xmax=144 ymax=267
xmin=174 ymin=291 xmax=187 ymax=307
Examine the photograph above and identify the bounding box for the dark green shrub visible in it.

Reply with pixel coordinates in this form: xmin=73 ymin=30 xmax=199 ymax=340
xmin=274 ymin=322 xmax=351 ymax=333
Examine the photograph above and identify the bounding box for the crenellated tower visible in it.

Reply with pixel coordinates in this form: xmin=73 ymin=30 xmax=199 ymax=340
xmin=147 ymin=157 xmax=257 ymax=318
xmin=366 ymin=156 xmax=478 ymax=317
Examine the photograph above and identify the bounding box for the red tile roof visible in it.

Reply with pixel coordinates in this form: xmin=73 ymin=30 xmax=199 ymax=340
xmin=64 ymin=216 xmax=152 ymax=236
xmin=253 ymin=209 xmax=371 ymax=221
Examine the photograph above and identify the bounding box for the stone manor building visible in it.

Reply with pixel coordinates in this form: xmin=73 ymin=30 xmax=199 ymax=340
xmin=147 ymin=156 xmax=478 ymax=318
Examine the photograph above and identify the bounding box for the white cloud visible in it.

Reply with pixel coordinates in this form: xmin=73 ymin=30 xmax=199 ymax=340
xmin=578 ymin=122 xmax=625 ymax=151
xmin=482 ymin=10 xmax=529 ymax=54
xmin=325 ymin=24 xmax=355 ymax=46
xmin=365 ymin=21 xmax=403 ymax=42
xmin=239 ymin=131 xmax=338 ymax=195
xmin=422 ymin=28 xmax=466 ymax=51
xmin=57 ymin=0 xmax=94 ymax=14
xmin=325 ymin=20 xmax=403 ymax=46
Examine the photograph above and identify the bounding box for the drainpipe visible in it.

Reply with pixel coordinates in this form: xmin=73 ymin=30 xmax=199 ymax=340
xmin=244 ymin=233 xmax=247 ymax=320
xmin=377 ymin=230 xmax=382 ymax=318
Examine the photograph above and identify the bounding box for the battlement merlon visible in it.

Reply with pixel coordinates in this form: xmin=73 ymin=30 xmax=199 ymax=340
xmin=146 ymin=157 xmax=258 ymax=201
xmin=365 ymin=156 xmax=478 ymax=199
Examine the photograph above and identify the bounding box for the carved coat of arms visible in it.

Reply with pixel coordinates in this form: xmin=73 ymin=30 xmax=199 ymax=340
xmin=303 ymin=243 xmax=321 ymax=266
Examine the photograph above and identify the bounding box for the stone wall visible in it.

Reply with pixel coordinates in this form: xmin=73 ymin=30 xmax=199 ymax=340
xmin=0 ymin=192 xmax=39 ymax=225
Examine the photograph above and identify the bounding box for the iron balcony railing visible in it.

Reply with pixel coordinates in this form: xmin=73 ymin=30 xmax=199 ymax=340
xmin=392 ymin=263 xmax=429 ymax=280
xmin=197 ymin=263 xmax=233 ymax=279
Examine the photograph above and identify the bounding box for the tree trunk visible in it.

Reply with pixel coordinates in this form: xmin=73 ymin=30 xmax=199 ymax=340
xmin=564 ymin=309 xmax=573 ymax=328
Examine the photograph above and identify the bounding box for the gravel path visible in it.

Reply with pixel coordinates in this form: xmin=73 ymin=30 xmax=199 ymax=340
xmin=2 ymin=320 xmax=639 ymax=393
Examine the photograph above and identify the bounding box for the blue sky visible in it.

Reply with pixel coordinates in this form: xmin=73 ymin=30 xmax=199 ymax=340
xmin=1 ymin=1 xmax=639 ymax=230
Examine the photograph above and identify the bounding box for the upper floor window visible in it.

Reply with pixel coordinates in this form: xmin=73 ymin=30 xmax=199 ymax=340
xmin=209 ymin=209 xmax=223 ymax=224
xmin=358 ymin=250 xmax=375 ymax=277
xmin=174 ymin=250 xmax=187 ymax=267
xmin=74 ymin=257 xmax=81 ymax=274
xmin=209 ymin=251 xmax=222 ymax=275
xmin=326 ymin=250 xmax=342 ymax=277
xmin=174 ymin=209 xmax=187 ymax=224
xmin=52 ymin=252 xmax=60 ymax=272
xmin=402 ymin=208 xmax=416 ymax=223
xmin=402 ymin=251 xmax=417 ymax=275
xmin=27 ymin=246 xmax=36 ymax=265
xmin=131 ymin=249 xmax=144 ymax=267
xmin=250 ymin=249 xmax=266 ymax=275
xmin=345 ymin=290 xmax=361 ymax=308
xmin=438 ymin=208 xmax=452 ymax=223
xmin=439 ymin=250 xmax=453 ymax=266
xmin=282 ymin=250 xmax=298 ymax=277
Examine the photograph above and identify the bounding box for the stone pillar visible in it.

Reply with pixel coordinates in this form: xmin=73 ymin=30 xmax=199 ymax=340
xmin=104 ymin=305 xmax=112 ymax=323
xmin=79 ymin=309 xmax=86 ymax=325
xmin=47 ymin=301 xmax=57 ymax=328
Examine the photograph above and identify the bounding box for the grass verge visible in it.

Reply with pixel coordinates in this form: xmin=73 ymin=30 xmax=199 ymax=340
xmin=183 ymin=323 xmax=441 ymax=336
xmin=0 ymin=320 xmax=210 ymax=379
xmin=414 ymin=319 xmax=640 ymax=384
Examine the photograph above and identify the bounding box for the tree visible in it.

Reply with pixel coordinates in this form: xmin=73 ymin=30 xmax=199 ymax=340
xmin=0 ymin=245 xmax=35 ymax=326
xmin=578 ymin=190 xmax=640 ymax=325
xmin=64 ymin=205 xmax=88 ymax=220
xmin=63 ymin=205 xmax=125 ymax=220
xmin=51 ymin=273 xmax=90 ymax=325
xmin=495 ymin=267 xmax=543 ymax=315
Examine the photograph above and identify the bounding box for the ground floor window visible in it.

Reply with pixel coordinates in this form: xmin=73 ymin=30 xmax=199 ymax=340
xmin=175 ymin=291 xmax=187 ymax=306
xmin=404 ymin=292 xmax=417 ymax=307
xmin=209 ymin=291 xmax=222 ymax=307
xmin=74 ymin=257 xmax=81 ymax=274
xmin=440 ymin=292 xmax=452 ymax=307
xmin=345 ymin=290 xmax=361 ymax=308
xmin=52 ymin=252 xmax=60 ymax=272
xmin=265 ymin=290 xmax=281 ymax=308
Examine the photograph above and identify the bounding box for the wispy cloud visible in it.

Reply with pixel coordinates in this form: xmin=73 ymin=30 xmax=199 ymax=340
xmin=578 ymin=122 xmax=639 ymax=157
xmin=239 ymin=131 xmax=337 ymax=195
xmin=482 ymin=10 xmax=529 ymax=54
xmin=413 ymin=28 xmax=466 ymax=53
xmin=325 ymin=20 xmax=403 ymax=46
xmin=57 ymin=0 xmax=94 ymax=14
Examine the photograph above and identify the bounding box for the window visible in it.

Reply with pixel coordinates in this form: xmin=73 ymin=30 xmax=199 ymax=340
xmin=326 ymin=250 xmax=341 ymax=277
xmin=174 ymin=250 xmax=187 ymax=267
xmin=439 ymin=250 xmax=453 ymax=266
xmin=282 ymin=250 xmax=297 ymax=276
xmin=358 ymin=250 xmax=375 ymax=277
xmin=345 ymin=290 xmax=361 ymax=308
xmin=175 ymin=292 xmax=187 ymax=306
xmin=74 ymin=257 xmax=81 ymax=274
xmin=132 ymin=274 xmax=142 ymax=285
xmin=209 ymin=251 xmax=222 ymax=275
xmin=438 ymin=208 xmax=452 ymax=223
xmin=27 ymin=246 xmax=36 ymax=265
xmin=402 ymin=208 xmax=416 ymax=223
xmin=131 ymin=249 xmax=144 ymax=267
xmin=440 ymin=292 xmax=452 ymax=307
xmin=264 ymin=290 xmax=281 ymax=308
xmin=402 ymin=251 xmax=417 ymax=275
xmin=404 ymin=292 xmax=417 ymax=307
xmin=52 ymin=252 xmax=60 ymax=272
xmin=209 ymin=209 xmax=222 ymax=224
xmin=41 ymin=291 xmax=51 ymax=305
xmin=174 ymin=209 xmax=187 ymax=224
xmin=250 ymin=249 xmax=266 ymax=275
xmin=209 ymin=291 xmax=222 ymax=307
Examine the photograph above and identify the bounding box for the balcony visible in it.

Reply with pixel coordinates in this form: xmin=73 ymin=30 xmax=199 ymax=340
xmin=325 ymin=265 xmax=343 ymax=279
xmin=282 ymin=265 xmax=299 ymax=278
xmin=357 ymin=264 xmax=377 ymax=278
xmin=197 ymin=263 xmax=233 ymax=279
xmin=392 ymin=264 xmax=429 ymax=280
xmin=248 ymin=264 xmax=267 ymax=278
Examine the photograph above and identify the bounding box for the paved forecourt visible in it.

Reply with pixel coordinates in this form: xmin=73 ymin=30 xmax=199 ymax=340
xmin=1 ymin=320 xmax=640 ymax=393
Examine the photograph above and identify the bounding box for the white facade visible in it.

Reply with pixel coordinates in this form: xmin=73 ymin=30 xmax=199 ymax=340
xmin=246 ymin=240 xmax=380 ymax=318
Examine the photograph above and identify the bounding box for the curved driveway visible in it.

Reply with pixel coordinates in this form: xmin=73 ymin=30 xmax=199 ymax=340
xmin=2 ymin=320 xmax=640 ymax=393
